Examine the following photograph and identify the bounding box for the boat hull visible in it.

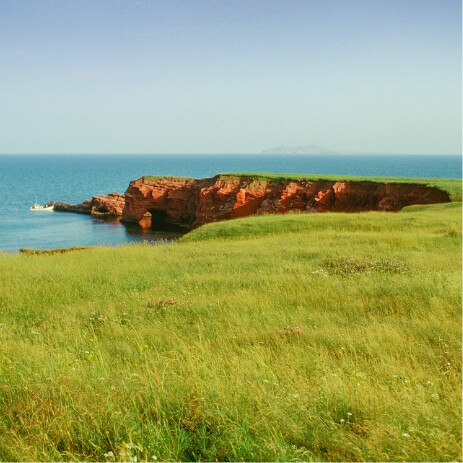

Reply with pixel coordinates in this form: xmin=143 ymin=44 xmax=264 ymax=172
xmin=30 ymin=205 xmax=54 ymax=212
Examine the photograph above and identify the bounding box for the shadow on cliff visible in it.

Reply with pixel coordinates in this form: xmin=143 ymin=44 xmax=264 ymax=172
xmin=131 ymin=208 xmax=189 ymax=234
xmin=91 ymin=215 xmax=185 ymax=240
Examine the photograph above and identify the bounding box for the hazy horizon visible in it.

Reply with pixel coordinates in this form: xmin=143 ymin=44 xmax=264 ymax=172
xmin=1 ymin=152 xmax=461 ymax=157
xmin=1 ymin=0 xmax=461 ymax=155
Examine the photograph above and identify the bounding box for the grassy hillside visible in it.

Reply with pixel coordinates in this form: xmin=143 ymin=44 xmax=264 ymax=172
xmin=0 ymin=203 xmax=461 ymax=461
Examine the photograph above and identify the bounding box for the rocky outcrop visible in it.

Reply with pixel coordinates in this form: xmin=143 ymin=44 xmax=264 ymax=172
xmin=91 ymin=193 xmax=125 ymax=216
xmin=54 ymin=175 xmax=451 ymax=230
xmin=54 ymin=193 xmax=125 ymax=216
xmin=121 ymin=175 xmax=450 ymax=230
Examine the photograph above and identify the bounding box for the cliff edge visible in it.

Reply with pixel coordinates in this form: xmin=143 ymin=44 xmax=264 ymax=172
xmin=54 ymin=175 xmax=451 ymax=231
xmin=121 ymin=175 xmax=450 ymax=230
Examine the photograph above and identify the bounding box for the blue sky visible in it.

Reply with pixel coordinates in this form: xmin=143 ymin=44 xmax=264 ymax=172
xmin=0 ymin=0 xmax=461 ymax=154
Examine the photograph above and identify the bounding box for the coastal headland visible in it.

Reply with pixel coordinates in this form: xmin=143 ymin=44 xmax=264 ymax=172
xmin=54 ymin=173 xmax=452 ymax=231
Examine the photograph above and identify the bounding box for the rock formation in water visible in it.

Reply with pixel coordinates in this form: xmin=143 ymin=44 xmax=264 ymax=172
xmin=55 ymin=175 xmax=451 ymax=231
xmin=54 ymin=193 xmax=125 ymax=216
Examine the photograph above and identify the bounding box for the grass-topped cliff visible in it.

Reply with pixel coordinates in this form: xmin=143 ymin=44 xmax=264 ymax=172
xmin=0 ymin=201 xmax=461 ymax=461
xmin=141 ymin=172 xmax=462 ymax=202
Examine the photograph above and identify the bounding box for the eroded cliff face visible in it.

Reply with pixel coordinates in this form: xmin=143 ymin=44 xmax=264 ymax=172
xmin=120 ymin=176 xmax=450 ymax=230
xmin=54 ymin=176 xmax=450 ymax=230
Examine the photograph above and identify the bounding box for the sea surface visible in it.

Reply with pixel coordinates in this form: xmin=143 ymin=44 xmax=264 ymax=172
xmin=0 ymin=154 xmax=461 ymax=252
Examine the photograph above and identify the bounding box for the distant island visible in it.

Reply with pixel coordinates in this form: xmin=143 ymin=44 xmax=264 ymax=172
xmin=261 ymin=144 xmax=335 ymax=155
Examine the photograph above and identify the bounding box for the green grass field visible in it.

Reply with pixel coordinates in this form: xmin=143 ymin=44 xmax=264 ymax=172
xmin=0 ymin=201 xmax=461 ymax=461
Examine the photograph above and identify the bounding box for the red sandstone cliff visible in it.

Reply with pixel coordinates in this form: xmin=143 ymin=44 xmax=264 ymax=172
xmin=120 ymin=175 xmax=450 ymax=230
xmin=54 ymin=176 xmax=450 ymax=230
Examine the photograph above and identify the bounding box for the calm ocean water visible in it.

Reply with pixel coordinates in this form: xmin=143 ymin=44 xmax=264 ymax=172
xmin=0 ymin=154 xmax=461 ymax=251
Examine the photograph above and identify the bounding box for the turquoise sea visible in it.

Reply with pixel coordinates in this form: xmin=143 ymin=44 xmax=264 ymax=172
xmin=0 ymin=154 xmax=461 ymax=251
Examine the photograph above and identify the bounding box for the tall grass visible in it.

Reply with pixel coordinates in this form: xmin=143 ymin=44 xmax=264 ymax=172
xmin=0 ymin=203 xmax=461 ymax=461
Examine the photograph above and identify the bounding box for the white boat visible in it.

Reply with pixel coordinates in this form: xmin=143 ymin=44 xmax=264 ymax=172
xmin=30 ymin=202 xmax=54 ymax=212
